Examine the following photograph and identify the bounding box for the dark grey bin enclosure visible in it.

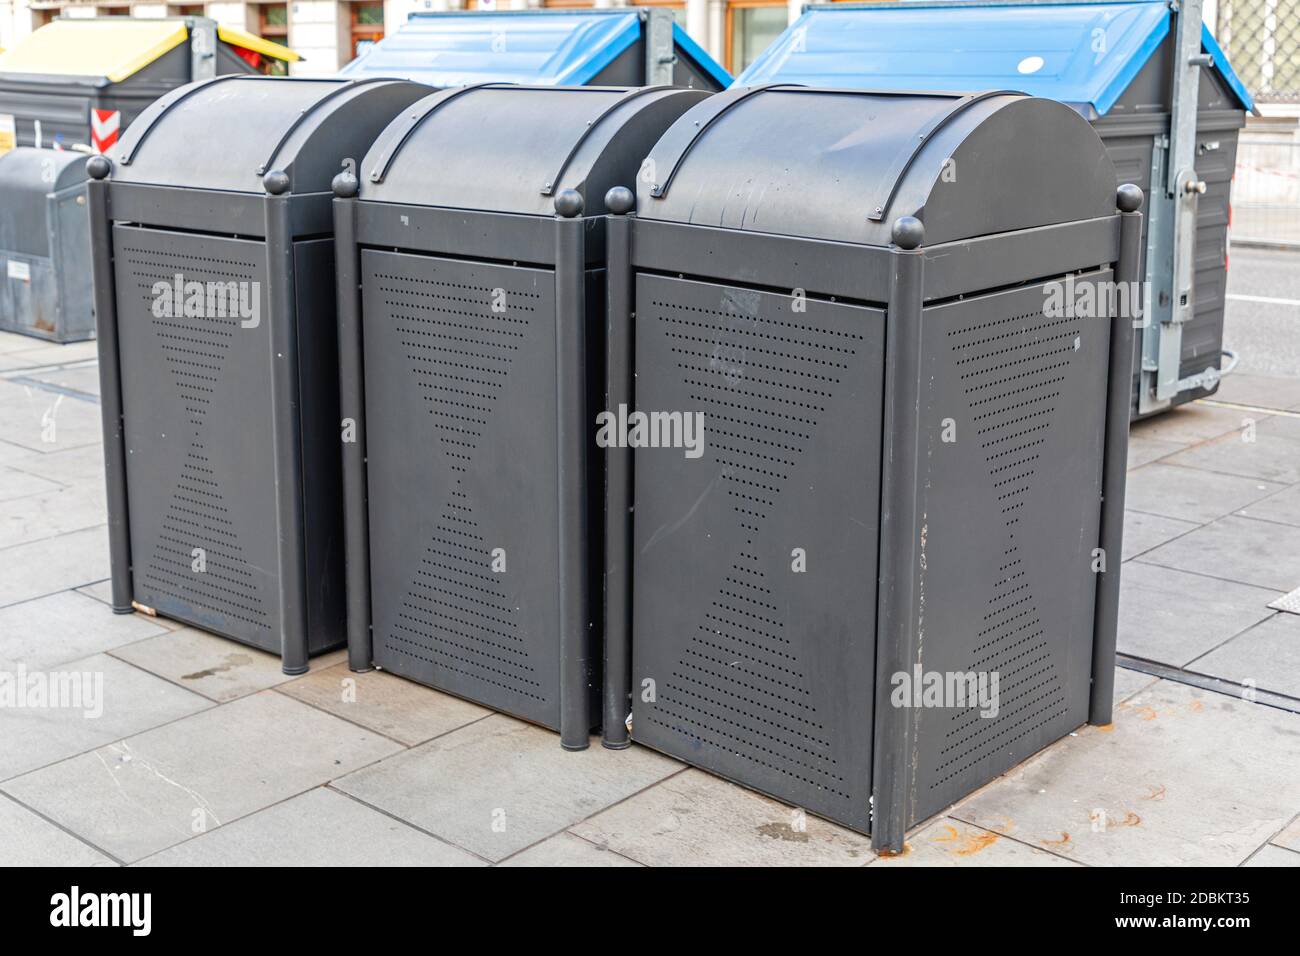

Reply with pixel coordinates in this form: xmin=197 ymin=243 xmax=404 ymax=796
xmin=334 ymin=84 xmax=708 ymax=749
xmin=0 ymin=147 xmax=93 ymax=342
xmin=604 ymin=85 xmax=1143 ymax=850
xmin=87 ymin=76 xmax=430 ymax=674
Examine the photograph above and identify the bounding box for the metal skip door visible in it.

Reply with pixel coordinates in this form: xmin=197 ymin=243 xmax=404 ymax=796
xmin=112 ymin=225 xmax=281 ymax=648
xmin=360 ymin=248 xmax=563 ymax=729
xmin=630 ymin=273 xmax=883 ymax=831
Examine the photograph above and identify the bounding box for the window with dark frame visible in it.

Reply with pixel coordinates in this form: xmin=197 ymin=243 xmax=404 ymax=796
xmin=350 ymin=1 xmax=385 ymax=60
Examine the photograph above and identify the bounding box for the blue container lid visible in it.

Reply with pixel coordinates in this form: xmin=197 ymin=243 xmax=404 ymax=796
xmin=737 ymin=1 xmax=1253 ymax=117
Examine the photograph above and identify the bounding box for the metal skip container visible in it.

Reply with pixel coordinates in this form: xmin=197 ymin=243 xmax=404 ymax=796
xmin=339 ymin=8 xmax=731 ymax=90
xmin=603 ymin=86 xmax=1144 ymax=850
xmin=333 ymin=85 xmax=709 ymax=749
xmin=87 ymin=76 xmax=430 ymax=673
xmin=0 ymin=147 xmax=92 ymax=342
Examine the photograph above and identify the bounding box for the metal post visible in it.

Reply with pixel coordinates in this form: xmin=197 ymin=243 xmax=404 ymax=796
xmin=644 ymin=8 xmax=677 ymax=85
xmin=602 ymin=187 xmax=636 ymax=749
xmin=554 ymin=189 xmax=592 ymax=751
xmin=332 ymin=171 xmax=374 ymax=674
xmin=1090 ymin=185 xmax=1144 ymax=726
xmin=263 ymin=170 xmax=310 ymax=676
xmin=871 ymin=215 xmax=926 ymax=855
xmin=85 ymin=156 xmax=134 ymax=614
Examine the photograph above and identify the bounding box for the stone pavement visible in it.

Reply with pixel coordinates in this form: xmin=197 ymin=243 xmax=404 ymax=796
xmin=2 ymin=258 xmax=1299 ymax=866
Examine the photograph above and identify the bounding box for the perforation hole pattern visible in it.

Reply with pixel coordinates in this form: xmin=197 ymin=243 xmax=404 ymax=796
xmin=933 ymin=301 xmax=1083 ymax=787
xmin=374 ymin=270 xmax=545 ymax=703
xmin=120 ymin=247 xmax=270 ymax=634
xmin=646 ymin=289 xmax=862 ymax=802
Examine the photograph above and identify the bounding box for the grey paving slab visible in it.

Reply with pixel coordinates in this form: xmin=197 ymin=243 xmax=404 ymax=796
xmin=334 ymin=714 xmax=682 ymax=863
xmin=2 ymin=341 xmax=100 ymax=369
xmin=1122 ymin=510 xmax=1199 ymax=561
xmin=24 ymin=365 xmax=101 ymax=399
xmin=0 ymin=439 xmax=37 ymax=465
xmin=1138 ymin=515 xmax=1300 ymax=592
xmin=1256 ymin=414 xmax=1300 ymax=442
xmin=571 ymin=768 xmax=874 ymax=867
xmin=1 ymin=690 xmax=402 ymax=863
xmin=1117 ymin=562 xmax=1280 ymax=667
xmin=0 ymin=331 xmax=38 ymax=355
xmin=134 ymin=787 xmax=483 ymax=867
xmin=1236 ymin=482 xmax=1300 ymax=528
xmin=869 ymin=817 xmax=1078 ymax=867
xmin=0 ymin=381 xmax=103 ymax=453
xmin=499 ymin=832 xmax=643 ymax=867
xmin=110 ymin=627 xmax=297 ymax=703
xmin=0 ymin=589 xmax=167 ymax=671
xmin=8 ymin=442 xmax=108 ymax=487
xmin=1273 ymin=817 xmax=1300 ymax=853
xmin=0 ymin=652 xmax=211 ymax=781
xmin=1212 ymin=371 xmax=1300 ymax=411
xmin=0 ymin=794 xmax=118 ymax=867
xmin=0 ymin=524 xmax=111 ymax=607
xmin=0 ymin=466 xmax=62 ymax=503
xmin=1130 ymin=403 xmax=1257 ymax=444
xmin=0 ymin=482 xmax=107 ymax=550
xmin=1163 ymin=429 xmax=1300 ymax=485
xmin=278 ymin=662 xmax=491 ymax=746
xmin=1243 ymin=845 xmax=1300 ymax=867
xmin=1188 ymin=613 xmax=1300 ymax=699
xmin=1112 ymin=667 xmax=1158 ymax=704
xmin=951 ymin=681 xmax=1300 ymax=866
xmin=1123 ymin=463 xmax=1282 ymax=524
xmin=1127 ymin=436 xmax=1185 ymax=470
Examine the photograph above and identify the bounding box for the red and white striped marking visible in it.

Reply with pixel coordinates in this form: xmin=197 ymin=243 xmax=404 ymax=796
xmin=90 ymin=109 xmax=121 ymax=154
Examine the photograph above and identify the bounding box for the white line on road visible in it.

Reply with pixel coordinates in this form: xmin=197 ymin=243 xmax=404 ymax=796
xmin=1227 ymin=293 xmax=1300 ymax=308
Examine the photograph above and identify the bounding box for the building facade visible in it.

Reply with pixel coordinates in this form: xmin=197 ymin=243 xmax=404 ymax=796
xmin=0 ymin=0 xmax=805 ymax=76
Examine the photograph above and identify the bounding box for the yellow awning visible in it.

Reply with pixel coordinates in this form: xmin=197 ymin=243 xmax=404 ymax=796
xmin=0 ymin=20 xmax=189 ymax=82
xmin=217 ymin=25 xmax=300 ymax=63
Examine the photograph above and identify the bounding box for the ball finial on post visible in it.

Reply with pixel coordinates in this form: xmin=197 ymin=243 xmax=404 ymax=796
xmin=604 ymin=186 xmax=635 ymax=216
xmin=86 ymin=155 xmax=112 ymax=181
xmin=332 ymin=170 xmax=359 ymax=199
xmin=1116 ymin=183 xmax=1144 ymax=213
xmin=554 ymin=189 xmax=584 ymax=219
xmin=891 ymin=215 xmax=925 ymax=251
xmin=263 ymin=169 xmax=291 ymax=196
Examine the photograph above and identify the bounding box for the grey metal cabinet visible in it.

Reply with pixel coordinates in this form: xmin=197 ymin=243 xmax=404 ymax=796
xmin=603 ymin=86 xmax=1143 ymax=852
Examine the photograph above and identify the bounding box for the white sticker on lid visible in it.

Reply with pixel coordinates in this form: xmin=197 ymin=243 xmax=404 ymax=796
xmin=7 ymin=260 xmax=31 ymax=282
xmin=1017 ymin=56 xmax=1045 ymax=75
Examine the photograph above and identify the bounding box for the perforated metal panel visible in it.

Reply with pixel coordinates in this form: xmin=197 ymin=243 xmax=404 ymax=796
xmin=361 ymin=249 xmax=563 ymax=729
xmin=909 ymin=272 xmax=1113 ymax=822
xmin=631 ymin=274 xmax=883 ymax=830
xmin=113 ymin=225 xmax=280 ymax=649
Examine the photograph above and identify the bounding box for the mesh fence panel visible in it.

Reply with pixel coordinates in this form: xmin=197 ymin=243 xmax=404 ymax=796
xmin=1218 ymin=0 xmax=1300 ymax=103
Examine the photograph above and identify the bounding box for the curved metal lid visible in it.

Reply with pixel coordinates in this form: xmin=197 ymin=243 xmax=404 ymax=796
xmin=636 ymin=86 xmax=1117 ymax=246
xmin=108 ymin=75 xmax=430 ymax=194
xmin=0 ymin=145 xmax=88 ymax=194
xmin=358 ymin=84 xmax=709 ymax=216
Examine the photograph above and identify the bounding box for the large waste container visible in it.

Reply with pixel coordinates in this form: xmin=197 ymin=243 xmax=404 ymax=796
xmin=0 ymin=147 xmax=92 ymax=341
xmin=603 ymin=85 xmax=1143 ymax=851
xmin=87 ymin=76 xmax=429 ymax=673
xmin=0 ymin=17 xmax=299 ymax=153
xmin=333 ymin=84 xmax=709 ymax=749
xmin=340 ymin=8 xmax=730 ymax=90
xmin=737 ymin=0 xmax=1255 ymax=417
